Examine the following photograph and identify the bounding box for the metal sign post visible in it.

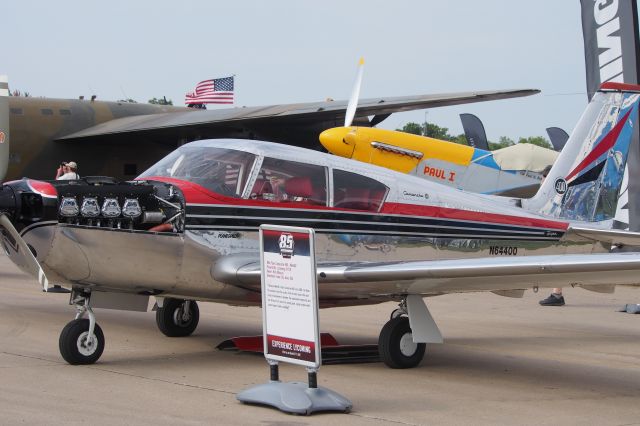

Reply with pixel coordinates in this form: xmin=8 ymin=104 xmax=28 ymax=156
xmin=237 ymin=225 xmax=351 ymax=415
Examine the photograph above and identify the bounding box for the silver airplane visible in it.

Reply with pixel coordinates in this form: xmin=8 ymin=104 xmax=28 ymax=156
xmin=1 ymin=82 xmax=640 ymax=369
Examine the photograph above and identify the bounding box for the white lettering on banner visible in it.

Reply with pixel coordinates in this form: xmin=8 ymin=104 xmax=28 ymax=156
xmin=597 ymin=18 xmax=621 ymax=64
xmin=593 ymin=0 xmax=623 ymax=83
xmin=271 ymin=340 xmax=311 ymax=353
xmin=594 ymin=0 xmax=618 ymax=25
xmin=272 ymin=340 xmax=293 ymax=350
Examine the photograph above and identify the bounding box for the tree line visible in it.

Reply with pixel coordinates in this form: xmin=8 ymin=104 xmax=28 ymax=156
xmin=8 ymin=87 xmax=173 ymax=106
xmin=118 ymin=96 xmax=173 ymax=105
xmin=397 ymin=122 xmax=552 ymax=150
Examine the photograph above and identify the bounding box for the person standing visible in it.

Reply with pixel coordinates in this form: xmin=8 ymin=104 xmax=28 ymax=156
xmin=537 ymin=165 xmax=565 ymax=306
xmin=56 ymin=161 xmax=80 ymax=180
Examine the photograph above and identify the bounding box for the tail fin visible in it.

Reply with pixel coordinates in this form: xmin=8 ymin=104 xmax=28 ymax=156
xmin=524 ymin=83 xmax=640 ymax=225
xmin=0 ymin=75 xmax=8 ymax=181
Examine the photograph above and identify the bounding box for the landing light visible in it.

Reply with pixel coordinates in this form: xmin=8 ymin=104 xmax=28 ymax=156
xmin=59 ymin=197 xmax=79 ymax=217
xmin=80 ymin=197 xmax=100 ymax=217
xmin=122 ymin=198 xmax=142 ymax=218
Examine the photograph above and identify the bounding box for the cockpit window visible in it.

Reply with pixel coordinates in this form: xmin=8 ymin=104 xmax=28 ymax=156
xmin=333 ymin=169 xmax=388 ymax=211
xmin=250 ymin=157 xmax=327 ymax=205
xmin=139 ymin=146 xmax=256 ymax=197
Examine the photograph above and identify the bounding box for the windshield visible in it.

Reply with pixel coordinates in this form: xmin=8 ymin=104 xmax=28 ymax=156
xmin=139 ymin=146 xmax=256 ymax=197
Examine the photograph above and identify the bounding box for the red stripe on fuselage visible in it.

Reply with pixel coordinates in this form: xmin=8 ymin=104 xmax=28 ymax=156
xmin=143 ymin=176 xmax=569 ymax=231
xmin=381 ymin=203 xmax=568 ymax=230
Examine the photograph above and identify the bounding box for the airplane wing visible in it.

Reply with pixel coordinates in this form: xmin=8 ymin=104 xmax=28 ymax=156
xmin=55 ymin=89 xmax=539 ymax=146
xmin=213 ymin=252 xmax=640 ymax=300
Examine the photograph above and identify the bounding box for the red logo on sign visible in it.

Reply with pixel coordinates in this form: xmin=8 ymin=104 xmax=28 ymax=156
xmin=0 ymin=131 xmax=5 ymax=144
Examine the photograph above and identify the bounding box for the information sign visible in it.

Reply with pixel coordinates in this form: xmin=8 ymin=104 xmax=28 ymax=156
xmin=260 ymin=225 xmax=320 ymax=369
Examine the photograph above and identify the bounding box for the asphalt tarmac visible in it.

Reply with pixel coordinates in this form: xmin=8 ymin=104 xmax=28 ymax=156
xmin=1 ymin=251 xmax=639 ymax=425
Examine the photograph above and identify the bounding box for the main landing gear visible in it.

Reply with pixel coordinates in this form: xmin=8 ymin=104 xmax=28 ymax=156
xmin=379 ymin=316 xmax=426 ymax=369
xmin=377 ymin=296 xmax=443 ymax=369
xmin=59 ymin=291 xmax=105 ymax=365
xmin=156 ymin=298 xmax=200 ymax=337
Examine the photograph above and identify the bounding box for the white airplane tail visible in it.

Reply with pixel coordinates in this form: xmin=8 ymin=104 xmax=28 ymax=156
xmin=523 ymin=83 xmax=640 ymax=225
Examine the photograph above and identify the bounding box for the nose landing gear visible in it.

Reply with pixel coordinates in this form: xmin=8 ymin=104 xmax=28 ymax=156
xmin=59 ymin=291 xmax=105 ymax=365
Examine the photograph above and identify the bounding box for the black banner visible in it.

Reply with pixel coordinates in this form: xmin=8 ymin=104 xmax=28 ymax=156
xmin=546 ymin=127 xmax=570 ymax=151
xmin=460 ymin=113 xmax=489 ymax=150
xmin=581 ymin=0 xmax=640 ymax=99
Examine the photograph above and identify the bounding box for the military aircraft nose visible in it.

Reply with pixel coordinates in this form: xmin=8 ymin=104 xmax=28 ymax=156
xmin=319 ymin=127 xmax=356 ymax=159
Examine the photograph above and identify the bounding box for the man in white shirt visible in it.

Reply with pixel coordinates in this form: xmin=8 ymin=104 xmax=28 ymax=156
xmin=56 ymin=161 xmax=80 ymax=180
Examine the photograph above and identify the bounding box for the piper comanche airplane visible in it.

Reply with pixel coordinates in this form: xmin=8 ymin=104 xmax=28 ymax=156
xmin=1 ymin=83 xmax=640 ymax=369
xmin=319 ymin=59 xmax=557 ymax=198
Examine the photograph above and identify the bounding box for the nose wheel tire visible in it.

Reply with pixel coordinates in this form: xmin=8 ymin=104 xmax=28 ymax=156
xmin=59 ymin=318 xmax=105 ymax=365
xmin=156 ymin=298 xmax=199 ymax=337
xmin=378 ymin=316 xmax=426 ymax=369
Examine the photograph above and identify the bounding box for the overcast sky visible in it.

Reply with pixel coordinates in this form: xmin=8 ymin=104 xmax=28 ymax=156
xmin=4 ymin=0 xmax=587 ymax=142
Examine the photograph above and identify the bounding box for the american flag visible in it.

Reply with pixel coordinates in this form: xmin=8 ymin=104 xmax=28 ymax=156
xmin=185 ymin=76 xmax=234 ymax=105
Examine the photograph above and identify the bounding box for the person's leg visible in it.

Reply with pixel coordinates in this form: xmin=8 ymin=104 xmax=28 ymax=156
xmin=539 ymin=288 xmax=565 ymax=306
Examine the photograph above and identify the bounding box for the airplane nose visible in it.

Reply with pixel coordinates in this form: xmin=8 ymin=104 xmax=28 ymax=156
xmin=319 ymin=127 xmax=356 ymax=158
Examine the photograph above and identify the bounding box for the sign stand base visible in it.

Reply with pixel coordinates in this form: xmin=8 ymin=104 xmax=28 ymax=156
xmin=237 ymin=381 xmax=352 ymax=415
xmin=241 ymin=226 xmax=352 ymax=415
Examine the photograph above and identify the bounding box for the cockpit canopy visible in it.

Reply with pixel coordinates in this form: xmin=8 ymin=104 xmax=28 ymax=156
xmin=139 ymin=146 xmax=256 ymax=197
xmin=139 ymin=142 xmax=389 ymax=212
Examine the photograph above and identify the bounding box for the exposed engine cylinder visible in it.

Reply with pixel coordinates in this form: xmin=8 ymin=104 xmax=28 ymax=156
xmin=54 ymin=179 xmax=184 ymax=232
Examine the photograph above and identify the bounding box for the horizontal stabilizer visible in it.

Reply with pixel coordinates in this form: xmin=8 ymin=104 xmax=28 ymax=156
xmin=565 ymin=225 xmax=640 ymax=247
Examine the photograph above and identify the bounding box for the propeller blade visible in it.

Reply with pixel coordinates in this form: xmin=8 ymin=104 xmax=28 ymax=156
xmin=0 ymin=75 xmax=9 ymax=181
xmin=344 ymin=57 xmax=364 ymax=127
xmin=0 ymin=213 xmax=49 ymax=292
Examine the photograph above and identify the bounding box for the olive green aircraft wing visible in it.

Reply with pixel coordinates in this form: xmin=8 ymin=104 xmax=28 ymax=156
xmin=56 ymin=89 xmax=539 ymax=145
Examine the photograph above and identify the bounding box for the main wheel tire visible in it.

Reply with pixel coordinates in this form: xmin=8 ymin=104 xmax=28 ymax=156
xmin=378 ymin=316 xmax=426 ymax=369
xmin=59 ymin=318 xmax=105 ymax=365
xmin=156 ymin=299 xmax=199 ymax=337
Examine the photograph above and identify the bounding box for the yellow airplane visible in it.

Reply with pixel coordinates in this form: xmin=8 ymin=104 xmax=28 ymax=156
xmin=319 ymin=59 xmax=553 ymax=197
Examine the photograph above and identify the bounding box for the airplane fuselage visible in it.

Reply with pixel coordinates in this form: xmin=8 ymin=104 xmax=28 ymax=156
xmin=7 ymin=97 xmax=182 ymax=181
xmin=4 ymin=139 xmax=608 ymax=307
xmin=319 ymin=126 xmax=549 ymax=197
